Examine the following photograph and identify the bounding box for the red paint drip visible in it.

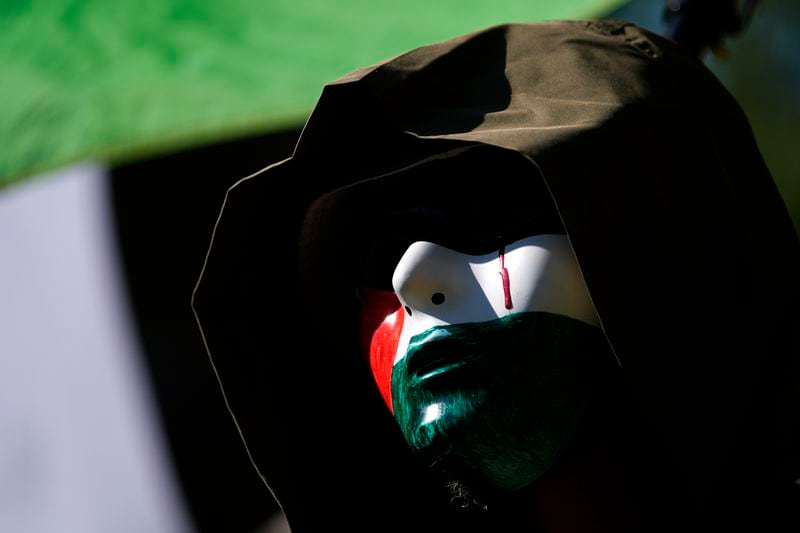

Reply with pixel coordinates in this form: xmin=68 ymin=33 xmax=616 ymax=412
xmin=499 ymin=246 xmax=513 ymax=310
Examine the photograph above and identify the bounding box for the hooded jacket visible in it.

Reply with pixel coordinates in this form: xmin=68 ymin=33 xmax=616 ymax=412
xmin=193 ymin=19 xmax=800 ymax=532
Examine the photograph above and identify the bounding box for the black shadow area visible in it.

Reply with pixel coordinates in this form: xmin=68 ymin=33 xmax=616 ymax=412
xmin=111 ymin=128 xmax=301 ymax=533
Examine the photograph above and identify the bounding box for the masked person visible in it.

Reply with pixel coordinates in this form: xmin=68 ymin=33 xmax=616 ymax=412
xmin=193 ymin=20 xmax=800 ymax=532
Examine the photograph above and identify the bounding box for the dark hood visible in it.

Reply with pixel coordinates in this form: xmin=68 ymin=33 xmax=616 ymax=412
xmin=193 ymin=20 xmax=800 ymax=532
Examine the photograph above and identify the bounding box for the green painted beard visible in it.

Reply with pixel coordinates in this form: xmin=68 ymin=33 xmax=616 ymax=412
xmin=390 ymin=312 xmax=609 ymax=493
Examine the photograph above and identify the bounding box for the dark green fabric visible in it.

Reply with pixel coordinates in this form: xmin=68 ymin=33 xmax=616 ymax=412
xmin=193 ymin=20 xmax=800 ymax=531
xmin=0 ymin=0 xmax=623 ymax=188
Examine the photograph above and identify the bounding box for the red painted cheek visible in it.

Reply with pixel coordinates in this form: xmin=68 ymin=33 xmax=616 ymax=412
xmin=357 ymin=288 xmax=404 ymax=413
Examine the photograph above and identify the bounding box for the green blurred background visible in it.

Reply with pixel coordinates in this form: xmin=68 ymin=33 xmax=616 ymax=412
xmin=2 ymin=0 xmax=796 ymax=229
xmin=1 ymin=0 xmax=623 ymax=187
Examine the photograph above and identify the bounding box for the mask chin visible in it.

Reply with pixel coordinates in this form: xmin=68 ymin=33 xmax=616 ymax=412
xmin=390 ymin=311 xmax=612 ymax=495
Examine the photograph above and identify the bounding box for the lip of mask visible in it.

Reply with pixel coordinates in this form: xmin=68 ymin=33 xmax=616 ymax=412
xmin=390 ymin=311 xmax=608 ymax=492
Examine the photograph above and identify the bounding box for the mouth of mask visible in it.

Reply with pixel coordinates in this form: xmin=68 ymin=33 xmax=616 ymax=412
xmin=390 ymin=311 xmax=609 ymax=492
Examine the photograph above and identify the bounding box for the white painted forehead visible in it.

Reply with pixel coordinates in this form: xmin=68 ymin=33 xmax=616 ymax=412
xmin=391 ymin=234 xmax=600 ymax=363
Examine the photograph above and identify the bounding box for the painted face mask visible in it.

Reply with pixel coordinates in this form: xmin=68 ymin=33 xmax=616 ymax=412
xmin=359 ymin=231 xmax=611 ymax=493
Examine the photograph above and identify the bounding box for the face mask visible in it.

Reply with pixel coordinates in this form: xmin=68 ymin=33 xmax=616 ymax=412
xmin=359 ymin=234 xmax=609 ymax=493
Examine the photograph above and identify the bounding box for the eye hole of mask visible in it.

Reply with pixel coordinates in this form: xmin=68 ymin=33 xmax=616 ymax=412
xmin=355 ymin=148 xmax=565 ymax=291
